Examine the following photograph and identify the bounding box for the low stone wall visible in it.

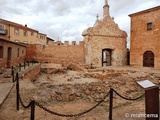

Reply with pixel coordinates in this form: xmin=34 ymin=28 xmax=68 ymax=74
xmin=22 ymin=63 xmax=41 ymax=80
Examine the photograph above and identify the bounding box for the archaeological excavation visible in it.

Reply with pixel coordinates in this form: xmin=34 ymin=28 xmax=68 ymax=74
xmin=0 ymin=0 xmax=159 ymax=120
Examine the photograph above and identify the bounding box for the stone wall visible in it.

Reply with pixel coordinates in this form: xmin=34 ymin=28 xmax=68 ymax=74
xmin=26 ymin=41 xmax=85 ymax=65
xmin=22 ymin=64 xmax=40 ymax=80
xmin=129 ymin=7 xmax=160 ymax=68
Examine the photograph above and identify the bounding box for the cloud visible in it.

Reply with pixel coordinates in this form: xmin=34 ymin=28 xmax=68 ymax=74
xmin=0 ymin=0 xmax=159 ymax=47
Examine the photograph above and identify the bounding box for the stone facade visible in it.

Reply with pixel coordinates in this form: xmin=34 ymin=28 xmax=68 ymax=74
xmin=82 ymin=0 xmax=127 ymax=67
xmin=129 ymin=6 xmax=160 ymax=68
xmin=0 ymin=38 xmax=26 ymax=70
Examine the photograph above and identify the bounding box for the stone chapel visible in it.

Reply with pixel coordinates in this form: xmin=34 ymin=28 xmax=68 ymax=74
xmin=82 ymin=0 xmax=127 ymax=67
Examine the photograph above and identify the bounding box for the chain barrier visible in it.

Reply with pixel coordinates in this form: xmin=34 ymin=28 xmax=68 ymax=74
xmin=19 ymin=94 xmax=32 ymax=109
xmin=35 ymin=91 xmax=110 ymax=117
xmin=113 ymin=89 xmax=145 ymax=101
xmin=16 ymin=71 xmax=146 ymax=120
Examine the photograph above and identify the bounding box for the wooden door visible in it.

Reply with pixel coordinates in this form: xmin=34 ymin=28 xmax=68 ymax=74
xmin=143 ymin=51 xmax=154 ymax=67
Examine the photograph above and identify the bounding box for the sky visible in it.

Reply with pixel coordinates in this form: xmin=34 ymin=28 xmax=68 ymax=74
xmin=0 ymin=0 xmax=159 ymax=47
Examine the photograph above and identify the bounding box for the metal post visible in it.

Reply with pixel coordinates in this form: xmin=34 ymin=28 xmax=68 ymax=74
xmin=16 ymin=73 xmax=19 ymax=111
xmin=11 ymin=66 xmax=14 ymax=82
xmin=19 ymin=64 xmax=21 ymax=72
xmin=11 ymin=66 xmax=13 ymax=75
xmin=24 ymin=62 xmax=26 ymax=69
xmin=109 ymin=88 xmax=113 ymax=120
xmin=30 ymin=100 xmax=35 ymax=120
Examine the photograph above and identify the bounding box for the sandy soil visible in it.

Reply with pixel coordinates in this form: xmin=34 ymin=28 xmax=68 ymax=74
xmin=0 ymin=85 xmax=145 ymax=120
xmin=0 ymin=64 xmax=159 ymax=120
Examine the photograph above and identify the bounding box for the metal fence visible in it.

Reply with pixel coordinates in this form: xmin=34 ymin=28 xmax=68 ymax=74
xmin=15 ymin=73 xmax=145 ymax=120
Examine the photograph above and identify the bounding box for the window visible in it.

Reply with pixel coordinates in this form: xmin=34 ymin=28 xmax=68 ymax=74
xmin=31 ymin=32 xmax=34 ymax=36
xmin=0 ymin=46 xmax=3 ymax=58
xmin=0 ymin=25 xmax=5 ymax=34
xmin=14 ymin=28 xmax=19 ymax=35
xmin=24 ymin=30 xmax=27 ymax=36
xmin=40 ymin=35 xmax=44 ymax=39
xmin=22 ymin=50 xmax=24 ymax=54
xmin=147 ymin=22 xmax=152 ymax=30
xmin=0 ymin=25 xmax=4 ymax=31
xmin=23 ymin=41 xmax=28 ymax=44
xmin=15 ymin=40 xmax=20 ymax=42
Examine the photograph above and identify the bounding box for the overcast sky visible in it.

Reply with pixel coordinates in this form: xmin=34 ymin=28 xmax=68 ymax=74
xmin=0 ymin=0 xmax=159 ymax=47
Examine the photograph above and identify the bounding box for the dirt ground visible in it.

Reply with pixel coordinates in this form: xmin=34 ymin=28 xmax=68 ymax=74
xmin=0 ymin=64 xmax=159 ymax=120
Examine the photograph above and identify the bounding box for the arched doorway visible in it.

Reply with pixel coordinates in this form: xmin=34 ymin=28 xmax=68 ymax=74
xmin=102 ymin=49 xmax=112 ymax=66
xmin=143 ymin=51 xmax=154 ymax=67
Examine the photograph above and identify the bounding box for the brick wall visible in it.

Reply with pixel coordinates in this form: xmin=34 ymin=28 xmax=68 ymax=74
xmin=26 ymin=41 xmax=85 ymax=65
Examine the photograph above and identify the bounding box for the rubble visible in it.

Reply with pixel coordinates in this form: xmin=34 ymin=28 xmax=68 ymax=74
xmin=19 ymin=64 xmax=159 ymax=115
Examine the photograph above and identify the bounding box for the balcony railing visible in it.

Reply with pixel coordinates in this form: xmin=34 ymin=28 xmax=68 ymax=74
xmin=0 ymin=29 xmax=7 ymax=35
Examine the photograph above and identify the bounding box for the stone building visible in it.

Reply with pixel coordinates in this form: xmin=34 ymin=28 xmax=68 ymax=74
xmin=82 ymin=0 xmax=127 ymax=67
xmin=0 ymin=38 xmax=26 ymax=70
xmin=46 ymin=37 xmax=55 ymax=45
xmin=0 ymin=18 xmax=47 ymax=45
xmin=129 ymin=6 xmax=160 ymax=68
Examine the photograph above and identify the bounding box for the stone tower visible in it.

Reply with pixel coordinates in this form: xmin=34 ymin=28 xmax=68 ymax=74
xmin=82 ymin=0 xmax=127 ymax=67
xmin=103 ymin=0 xmax=110 ymax=17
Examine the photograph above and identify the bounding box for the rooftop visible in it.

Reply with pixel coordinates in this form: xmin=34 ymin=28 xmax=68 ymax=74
xmin=129 ymin=6 xmax=160 ymax=17
xmin=0 ymin=18 xmax=38 ymax=32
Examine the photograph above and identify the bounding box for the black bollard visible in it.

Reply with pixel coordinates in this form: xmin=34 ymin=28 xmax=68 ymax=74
xmin=30 ymin=100 xmax=35 ymax=120
xmin=16 ymin=73 xmax=19 ymax=111
xmin=109 ymin=88 xmax=113 ymax=120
